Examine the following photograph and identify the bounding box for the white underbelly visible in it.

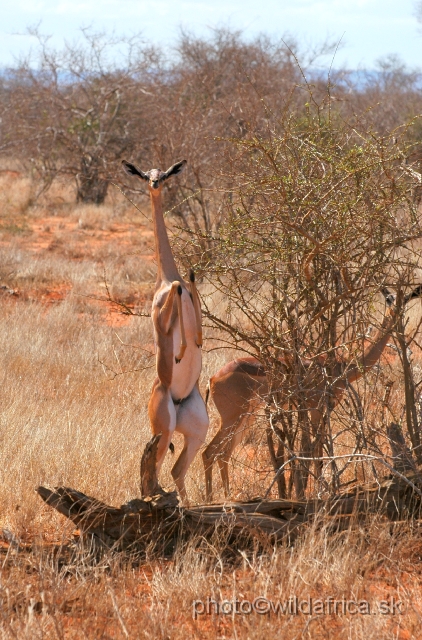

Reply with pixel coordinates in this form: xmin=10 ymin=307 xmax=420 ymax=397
xmin=171 ymin=291 xmax=201 ymax=399
xmin=171 ymin=343 xmax=201 ymax=399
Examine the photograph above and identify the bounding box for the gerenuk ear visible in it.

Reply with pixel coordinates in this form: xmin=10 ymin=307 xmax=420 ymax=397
xmin=161 ymin=160 xmax=187 ymax=181
xmin=404 ymin=284 xmax=422 ymax=305
xmin=121 ymin=160 xmax=149 ymax=181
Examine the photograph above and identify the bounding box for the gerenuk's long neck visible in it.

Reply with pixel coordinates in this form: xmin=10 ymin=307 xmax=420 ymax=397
xmin=150 ymin=189 xmax=181 ymax=283
xmin=345 ymin=310 xmax=396 ymax=385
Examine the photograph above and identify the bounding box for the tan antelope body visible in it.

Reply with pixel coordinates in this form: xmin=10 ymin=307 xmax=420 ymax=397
xmin=203 ymin=288 xmax=421 ymax=500
xmin=123 ymin=159 xmax=208 ymax=501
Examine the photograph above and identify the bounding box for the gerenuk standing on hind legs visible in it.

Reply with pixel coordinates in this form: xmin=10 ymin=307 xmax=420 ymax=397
xmin=122 ymin=159 xmax=208 ymax=503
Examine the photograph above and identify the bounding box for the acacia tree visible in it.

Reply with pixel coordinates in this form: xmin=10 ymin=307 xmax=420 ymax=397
xmin=124 ymin=30 xmax=314 ymax=249
xmin=179 ymin=80 xmax=422 ymax=499
xmin=1 ymin=29 xmax=155 ymax=203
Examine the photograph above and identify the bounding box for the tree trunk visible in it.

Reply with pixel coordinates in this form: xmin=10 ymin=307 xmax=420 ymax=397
xmin=266 ymin=426 xmax=287 ymax=499
xmin=76 ymin=158 xmax=109 ymax=205
xmin=396 ymin=316 xmax=422 ymax=464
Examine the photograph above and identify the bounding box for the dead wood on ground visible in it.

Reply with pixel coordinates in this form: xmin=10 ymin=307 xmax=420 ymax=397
xmin=37 ymin=430 xmax=422 ymax=553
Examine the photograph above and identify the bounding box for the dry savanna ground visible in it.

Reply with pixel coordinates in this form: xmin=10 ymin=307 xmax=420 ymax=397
xmin=0 ymin=170 xmax=421 ymax=639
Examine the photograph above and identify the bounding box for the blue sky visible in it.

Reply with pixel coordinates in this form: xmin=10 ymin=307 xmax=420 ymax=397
xmin=1 ymin=0 xmax=421 ymax=70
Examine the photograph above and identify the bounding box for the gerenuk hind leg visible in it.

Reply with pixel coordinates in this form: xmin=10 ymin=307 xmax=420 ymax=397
xmin=148 ymin=379 xmax=177 ymax=478
xmin=172 ymin=385 xmax=209 ymax=501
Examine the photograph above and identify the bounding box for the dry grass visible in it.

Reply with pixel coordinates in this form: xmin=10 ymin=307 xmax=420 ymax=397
xmin=0 ymin=520 xmax=421 ymax=638
xmin=0 ymin=175 xmax=421 ymax=638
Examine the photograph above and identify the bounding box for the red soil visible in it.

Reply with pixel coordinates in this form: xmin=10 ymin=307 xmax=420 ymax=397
xmin=0 ymin=208 xmax=156 ymax=327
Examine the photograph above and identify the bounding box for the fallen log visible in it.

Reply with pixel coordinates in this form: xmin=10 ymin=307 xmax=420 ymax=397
xmin=37 ymin=434 xmax=422 ymax=553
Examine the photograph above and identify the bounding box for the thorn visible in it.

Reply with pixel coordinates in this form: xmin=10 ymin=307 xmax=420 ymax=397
xmin=177 ymin=285 xmax=183 ymax=296
xmin=189 ymin=269 xmax=195 ymax=283
xmin=175 ymin=358 xmax=181 ymax=364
